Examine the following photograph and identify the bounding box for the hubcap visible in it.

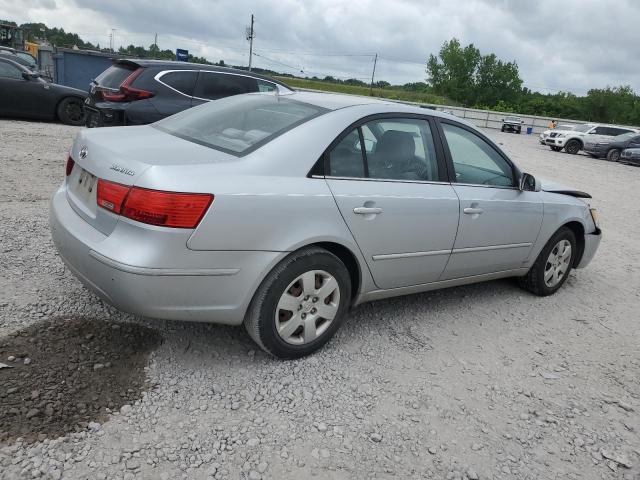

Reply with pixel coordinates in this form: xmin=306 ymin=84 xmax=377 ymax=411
xmin=275 ymin=270 xmax=340 ymax=345
xmin=544 ymin=239 xmax=572 ymax=288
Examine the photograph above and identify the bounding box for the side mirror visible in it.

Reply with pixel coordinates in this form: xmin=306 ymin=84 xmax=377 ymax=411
xmin=22 ymin=71 xmax=39 ymax=80
xmin=519 ymin=173 xmax=541 ymax=192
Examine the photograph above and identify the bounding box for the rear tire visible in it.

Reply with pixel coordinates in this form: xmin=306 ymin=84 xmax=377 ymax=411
xmin=564 ymin=139 xmax=581 ymax=155
xmin=518 ymin=227 xmax=576 ymax=296
xmin=244 ymin=247 xmax=351 ymax=359
xmin=606 ymin=149 xmax=621 ymax=162
xmin=57 ymin=97 xmax=86 ymax=126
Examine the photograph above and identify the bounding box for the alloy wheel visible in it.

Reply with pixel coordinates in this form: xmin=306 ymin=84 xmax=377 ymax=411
xmin=275 ymin=270 xmax=340 ymax=345
xmin=544 ymin=239 xmax=572 ymax=287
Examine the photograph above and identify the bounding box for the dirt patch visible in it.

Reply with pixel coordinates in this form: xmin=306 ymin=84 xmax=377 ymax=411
xmin=0 ymin=316 xmax=161 ymax=443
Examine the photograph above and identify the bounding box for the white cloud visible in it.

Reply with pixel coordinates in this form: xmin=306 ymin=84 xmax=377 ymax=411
xmin=2 ymin=0 xmax=639 ymax=93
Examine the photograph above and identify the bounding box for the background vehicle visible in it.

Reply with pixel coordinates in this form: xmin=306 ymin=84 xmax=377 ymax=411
xmin=545 ymin=123 xmax=637 ymax=154
xmin=0 ymin=57 xmax=87 ymax=125
xmin=620 ymin=148 xmax=640 ymax=166
xmin=583 ymin=132 xmax=640 ymax=161
xmin=0 ymin=46 xmax=38 ymax=71
xmin=50 ymin=92 xmax=601 ymax=358
xmin=501 ymin=116 xmax=524 ymax=133
xmin=539 ymin=124 xmax=574 ymax=145
xmin=84 ymin=59 xmax=293 ymax=127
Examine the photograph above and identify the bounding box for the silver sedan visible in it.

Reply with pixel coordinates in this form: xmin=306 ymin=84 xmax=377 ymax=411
xmin=50 ymin=91 xmax=602 ymax=358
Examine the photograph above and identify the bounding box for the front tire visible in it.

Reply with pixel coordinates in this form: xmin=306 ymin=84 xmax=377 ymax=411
xmin=519 ymin=227 xmax=576 ymax=296
xmin=606 ymin=149 xmax=621 ymax=162
xmin=57 ymin=97 xmax=86 ymax=126
xmin=564 ymin=139 xmax=581 ymax=154
xmin=244 ymin=247 xmax=351 ymax=359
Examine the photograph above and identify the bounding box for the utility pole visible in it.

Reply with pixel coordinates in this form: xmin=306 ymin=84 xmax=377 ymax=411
xmin=369 ymin=53 xmax=378 ymax=95
xmin=246 ymin=14 xmax=255 ymax=71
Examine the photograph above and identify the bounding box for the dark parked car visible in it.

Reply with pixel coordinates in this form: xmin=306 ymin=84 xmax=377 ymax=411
xmin=620 ymin=148 xmax=640 ymax=166
xmin=0 ymin=57 xmax=87 ymax=125
xmin=501 ymin=116 xmax=524 ymax=134
xmin=583 ymin=132 xmax=640 ymax=162
xmin=84 ymin=59 xmax=293 ymax=127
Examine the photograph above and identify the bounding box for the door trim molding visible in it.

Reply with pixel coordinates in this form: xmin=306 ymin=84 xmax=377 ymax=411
xmin=451 ymin=242 xmax=532 ymax=254
xmin=372 ymin=249 xmax=451 ymax=261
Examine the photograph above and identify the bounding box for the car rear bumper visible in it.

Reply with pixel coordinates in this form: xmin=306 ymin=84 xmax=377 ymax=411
xmin=50 ymin=186 xmax=283 ymax=325
xmin=576 ymin=228 xmax=602 ymax=269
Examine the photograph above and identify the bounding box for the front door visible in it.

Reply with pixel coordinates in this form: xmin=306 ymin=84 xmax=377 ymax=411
xmin=438 ymin=121 xmax=543 ymax=280
xmin=325 ymin=116 xmax=459 ymax=289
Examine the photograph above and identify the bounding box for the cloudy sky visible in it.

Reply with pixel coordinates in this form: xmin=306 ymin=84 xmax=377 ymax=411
xmin=3 ymin=0 xmax=640 ymax=94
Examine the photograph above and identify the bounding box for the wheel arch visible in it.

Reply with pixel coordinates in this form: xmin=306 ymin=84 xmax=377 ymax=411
xmin=560 ymin=220 xmax=585 ymax=267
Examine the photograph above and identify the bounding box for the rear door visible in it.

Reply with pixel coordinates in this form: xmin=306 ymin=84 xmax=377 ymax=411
xmin=437 ymin=120 xmax=543 ymax=280
xmin=325 ymin=115 xmax=460 ymax=289
xmin=153 ymin=69 xmax=198 ymax=116
xmin=191 ymin=71 xmax=258 ymax=106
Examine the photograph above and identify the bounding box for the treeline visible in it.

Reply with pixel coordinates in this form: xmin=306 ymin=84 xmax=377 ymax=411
xmin=427 ymin=39 xmax=640 ymax=125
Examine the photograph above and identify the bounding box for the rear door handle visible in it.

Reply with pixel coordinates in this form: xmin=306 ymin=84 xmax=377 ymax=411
xmin=463 ymin=207 xmax=484 ymax=215
xmin=353 ymin=207 xmax=383 ymax=215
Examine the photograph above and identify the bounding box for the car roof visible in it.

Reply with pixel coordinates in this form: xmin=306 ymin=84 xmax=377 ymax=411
xmin=114 ymin=58 xmax=291 ymax=88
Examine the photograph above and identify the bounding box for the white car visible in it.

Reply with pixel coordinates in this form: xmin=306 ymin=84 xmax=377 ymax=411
xmin=539 ymin=124 xmax=575 ymax=145
xmin=545 ymin=124 xmax=638 ymax=154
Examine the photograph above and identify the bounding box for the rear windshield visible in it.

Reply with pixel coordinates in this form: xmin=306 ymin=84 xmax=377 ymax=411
xmin=153 ymin=94 xmax=328 ymax=155
xmin=95 ymin=64 xmax=136 ymax=88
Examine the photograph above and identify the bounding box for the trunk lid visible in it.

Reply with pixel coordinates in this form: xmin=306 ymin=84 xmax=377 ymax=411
xmin=66 ymin=125 xmax=235 ymax=235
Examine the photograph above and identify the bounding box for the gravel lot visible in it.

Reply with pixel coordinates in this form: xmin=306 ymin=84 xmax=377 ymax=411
xmin=0 ymin=119 xmax=639 ymax=480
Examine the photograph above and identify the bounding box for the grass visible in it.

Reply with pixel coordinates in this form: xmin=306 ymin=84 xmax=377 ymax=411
xmin=274 ymin=76 xmax=456 ymax=106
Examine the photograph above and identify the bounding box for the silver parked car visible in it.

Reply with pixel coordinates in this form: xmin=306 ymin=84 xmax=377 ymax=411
xmin=50 ymin=92 xmax=602 ymax=358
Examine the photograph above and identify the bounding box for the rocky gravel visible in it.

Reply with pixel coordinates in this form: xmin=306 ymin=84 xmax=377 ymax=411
xmin=0 ymin=119 xmax=639 ymax=479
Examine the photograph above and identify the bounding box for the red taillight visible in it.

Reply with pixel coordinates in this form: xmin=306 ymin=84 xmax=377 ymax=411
xmin=122 ymin=188 xmax=213 ymax=228
xmin=66 ymin=155 xmax=75 ymax=176
xmin=101 ymin=68 xmax=154 ymax=102
xmin=96 ymin=180 xmax=213 ymax=228
xmin=97 ymin=179 xmax=130 ymax=214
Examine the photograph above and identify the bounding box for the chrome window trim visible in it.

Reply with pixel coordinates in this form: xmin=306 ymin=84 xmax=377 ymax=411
xmin=323 ymin=175 xmax=451 ymax=186
xmin=155 ymin=69 xmax=290 ymax=101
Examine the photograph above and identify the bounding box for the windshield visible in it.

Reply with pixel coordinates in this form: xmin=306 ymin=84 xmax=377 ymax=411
xmin=573 ymin=124 xmax=593 ymax=133
xmin=154 ymin=94 xmax=328 ymax=155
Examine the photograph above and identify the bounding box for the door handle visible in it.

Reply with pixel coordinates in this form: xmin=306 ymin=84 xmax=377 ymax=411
xmin=353 ymin=207 xmax=383 ymax=215
xmin=463 ymin=207 xmax=484 ymax=215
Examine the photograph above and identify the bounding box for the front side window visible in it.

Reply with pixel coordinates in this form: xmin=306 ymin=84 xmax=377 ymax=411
xmin=154 ymin=94 xmax=327 ymax=155
xmin=160 ymin=71 xmax=198 ymax=96
xmin=194 ymin=72 xmax=258 ymax=100
xmin=0 ymin=61 xmax=22 ymax=79
xmin=326 ymin=117 xmax=439 ymax=182
xmin=442 ymin=123 xmax=514 ymax=187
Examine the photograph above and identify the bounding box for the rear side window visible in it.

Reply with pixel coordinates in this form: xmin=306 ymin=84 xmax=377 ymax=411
xmin=95 ymin=64 xmax=136 ymax=88
xmin=154 ymin=94 xmax=327 ymax=155
xmin=159 ymin=71 xmax=198 ymax=96
xmin=0 ymin=61 xmax=22 ymax=79
xmin=257 ymin=79 xmax=277 ymax=92
xmin=194 ymin=72 xmax=258 ymax=100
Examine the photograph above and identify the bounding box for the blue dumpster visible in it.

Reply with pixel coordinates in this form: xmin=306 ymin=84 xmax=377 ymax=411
xmin=526 ymin=127 xmax=533 ymax=135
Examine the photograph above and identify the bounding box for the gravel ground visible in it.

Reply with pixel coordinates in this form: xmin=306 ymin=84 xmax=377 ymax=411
xmin=0 ymin=119 xmax=638 ymax=480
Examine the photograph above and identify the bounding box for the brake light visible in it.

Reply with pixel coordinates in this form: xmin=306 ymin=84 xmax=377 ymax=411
xmin=96 ymin=180 xmax=213 ymax=228
xmin=66 ymin=155 xmax=75 ymax=176
xmin=123 ymin=188 xmax=213 ymax=228
xmin=97 ymin=179 xmax=130 ymax=214
xmin=101 ymin=68 xmax=154 ymax=102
